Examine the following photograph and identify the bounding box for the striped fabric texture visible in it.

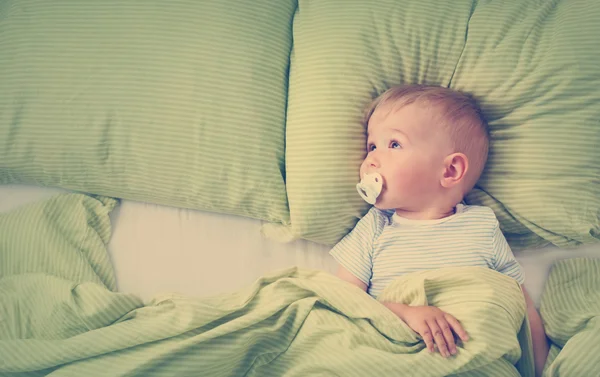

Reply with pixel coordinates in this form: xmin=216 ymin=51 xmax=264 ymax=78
xmin=0 ymin=193 xmax=534 ymax=377
xmin=330 ymin=205 xmax=524 ymax=298
xmin=271 ymin=0 xmax=600 ymax=248
xmin=0 ymin=0 xmax=294 ymax=224
xmin=264 ymin=0 xmax=472 ymax=244
xmin=455 ymin=0 xmax=600 ymax=250
xmin=540 ymin=258 xmax=600 ymax=376
xmin=0 ymin=193 xmax=119 ymax=291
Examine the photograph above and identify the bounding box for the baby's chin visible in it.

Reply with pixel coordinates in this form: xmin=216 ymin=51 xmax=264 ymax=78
xmin=372 ymin=200 xmax=394 ymax=211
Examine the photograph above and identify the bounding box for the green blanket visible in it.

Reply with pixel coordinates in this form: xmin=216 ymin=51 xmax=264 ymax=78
xmin=1 ymin=266 xmax=533 ymax=376
xmin=0 ymin=194 xmax=534 ymax=376
xmin=4 ymin=194 xmax=599 ymax=377
xmin=541 ymin=258 xmax=600 ymax=376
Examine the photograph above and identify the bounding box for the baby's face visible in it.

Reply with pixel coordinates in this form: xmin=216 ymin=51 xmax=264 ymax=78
xmin=360 ymin=102 xmax=452 ymax=211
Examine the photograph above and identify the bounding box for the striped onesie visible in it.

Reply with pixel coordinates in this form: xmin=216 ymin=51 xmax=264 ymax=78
xmin=330 ymin=204 xmax=524 ymax=298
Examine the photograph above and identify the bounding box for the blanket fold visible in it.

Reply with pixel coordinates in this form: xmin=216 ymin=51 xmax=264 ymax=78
xmin=540 ymin=258 xmax=600 ymax=377
xmin=1 ymin=266 xmax=533 ymax=377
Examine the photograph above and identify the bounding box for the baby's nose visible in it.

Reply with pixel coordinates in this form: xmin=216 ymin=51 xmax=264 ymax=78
xmin=366 ymin=154 xmax=380 ymax=168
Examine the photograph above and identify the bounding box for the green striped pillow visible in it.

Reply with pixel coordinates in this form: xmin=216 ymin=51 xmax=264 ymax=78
xmin=454 ymin=0 xmax=600 ymax=249
xmin=0 ymin=0 xmax=294 ymax=224
xmin=269 ymin=0 xmax=600 ymax=248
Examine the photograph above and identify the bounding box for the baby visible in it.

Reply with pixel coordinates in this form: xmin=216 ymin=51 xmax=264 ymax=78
xmin=331 ymin=85 xmax=549 ymax=376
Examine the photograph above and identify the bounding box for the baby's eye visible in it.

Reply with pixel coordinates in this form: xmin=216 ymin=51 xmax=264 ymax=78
xmin=390 ymin=141 xmax=401 ymax=149
xmin=367 ymin=144 xmax=376 ymax=152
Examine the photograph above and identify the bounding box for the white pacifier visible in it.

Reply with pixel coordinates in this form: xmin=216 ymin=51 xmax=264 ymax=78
xmin=356 ymin=172 xmax=383 ymax=205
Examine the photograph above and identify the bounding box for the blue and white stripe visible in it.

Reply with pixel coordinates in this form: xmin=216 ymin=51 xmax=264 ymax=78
xmin=330 ymin=204 xmax=524 ymax=298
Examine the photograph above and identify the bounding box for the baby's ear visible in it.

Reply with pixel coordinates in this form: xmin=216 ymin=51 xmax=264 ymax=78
xmin=441 ymin=153 xmax=468 ymax=188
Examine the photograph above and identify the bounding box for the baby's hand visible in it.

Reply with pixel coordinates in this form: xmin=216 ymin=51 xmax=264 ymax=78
xmin=392 ymin=304 xmax=469 ymax=357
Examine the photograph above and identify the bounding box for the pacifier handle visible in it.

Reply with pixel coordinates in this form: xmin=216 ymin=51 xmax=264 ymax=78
xmin=356 ymin=172 xmax=383 ymax=205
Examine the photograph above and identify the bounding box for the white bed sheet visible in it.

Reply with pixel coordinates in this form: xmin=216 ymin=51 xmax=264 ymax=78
xmin=2 ymin=184 xmax=600 ymax=308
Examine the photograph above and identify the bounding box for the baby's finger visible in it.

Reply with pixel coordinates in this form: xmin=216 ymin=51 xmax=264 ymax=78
xmin=420 ymin=325 xmax=435 ymax=353
xmin=444 ymin=313 xmax=470 ymax=342
xmin=437 ymin=318 xmax=457 ymax=355
xmin=427 ymin=320 xmax=450 ymax=358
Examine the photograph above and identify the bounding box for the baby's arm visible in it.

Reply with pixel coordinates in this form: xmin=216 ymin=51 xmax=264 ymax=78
xmin=490 ymin=219 xmax=549 ymax=374
xmin=522 ymin=285 xmax=550 ymax=377
xmin=335 ymin=264 xmax=368 ymax=292
xmin=335 ymin=263 xmax=468 ymax=358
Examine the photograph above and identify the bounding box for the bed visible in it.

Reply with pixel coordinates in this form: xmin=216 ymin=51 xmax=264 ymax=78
xmin=2 ymin=185 xmax=600 ymax=376
xmin=3 ymin=184 xmax=600 ymax=308
xmin=2 ymin=0 xmax=600 ymax=376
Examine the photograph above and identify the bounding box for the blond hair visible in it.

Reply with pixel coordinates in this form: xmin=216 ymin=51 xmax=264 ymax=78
xmin=363 ymin=84 xmax=489 ymax=193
